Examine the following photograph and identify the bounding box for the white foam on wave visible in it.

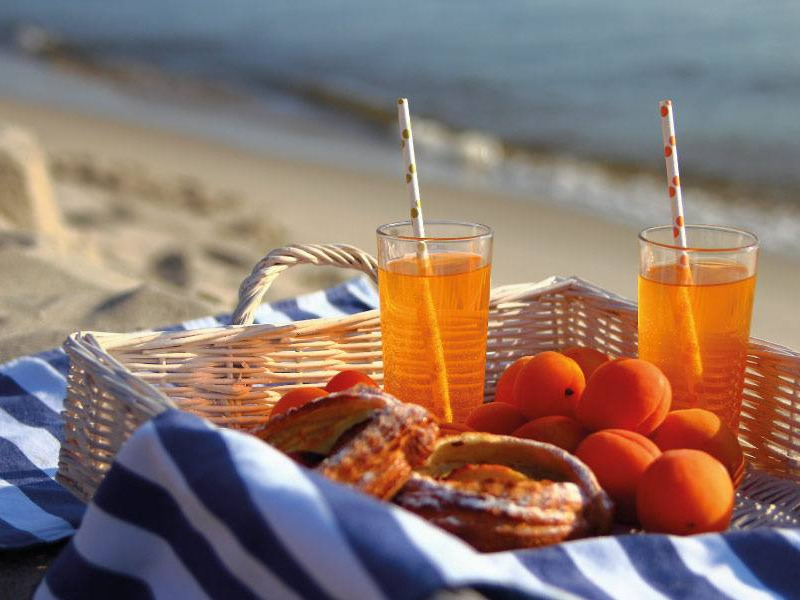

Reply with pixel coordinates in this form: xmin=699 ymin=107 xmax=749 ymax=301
xmin=411 ymin=123 xmax=800 ymax=259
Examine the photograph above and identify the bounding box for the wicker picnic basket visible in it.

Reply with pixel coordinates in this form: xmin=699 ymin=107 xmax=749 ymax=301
xmin=59 ymin=244 xmax=800 ymax=528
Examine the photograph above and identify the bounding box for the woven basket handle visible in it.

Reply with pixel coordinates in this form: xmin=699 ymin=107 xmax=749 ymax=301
xmin=231 ymin=244 xmax=379 ymax=326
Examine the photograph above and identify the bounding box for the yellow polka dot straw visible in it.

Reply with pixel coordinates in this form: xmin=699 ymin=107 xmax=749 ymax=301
xmin=394 ymin=97 xmax=451 ymax=421
xmin=397 ymin=98 xmax=426 ymax=240
xmin=658 ymin=99 xmax=703 ymax=380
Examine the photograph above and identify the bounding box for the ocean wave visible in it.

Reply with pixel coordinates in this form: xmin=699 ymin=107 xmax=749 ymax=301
xmin=260 ymin=81 xmax=800 ymax=258
xmin=6 ymin=21 xmax=800 ymax=260
xmin=246 ymin=74 xmax=507 ymax=169
xmin=3 ymin=23 xmax=237 ymax=104
xmin=7 ymin=23 xmax=221 ymax=58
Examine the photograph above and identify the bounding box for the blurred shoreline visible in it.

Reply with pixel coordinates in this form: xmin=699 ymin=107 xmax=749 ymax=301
xmin=3 ymin=24 xmax=800 ymax=262
xmin=2 ymin=92 xmax=800 ymax=353
xmin=1 ymin=44 xmax=800 ymax=353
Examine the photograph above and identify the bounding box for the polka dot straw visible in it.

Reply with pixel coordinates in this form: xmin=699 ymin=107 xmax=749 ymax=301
xmin=394 ymin=98 xmax=451 ymax=421
xmin=658 ymin=99 xmax=703 ymax=379
xmin=659 ymin=100 xmax=689 ymax=250
xmin=397 ymin=98 xmax=426 ymax=241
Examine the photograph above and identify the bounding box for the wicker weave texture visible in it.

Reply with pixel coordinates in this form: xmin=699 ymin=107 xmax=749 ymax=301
xmin=59 ymin=244 xmax=800 ymax=512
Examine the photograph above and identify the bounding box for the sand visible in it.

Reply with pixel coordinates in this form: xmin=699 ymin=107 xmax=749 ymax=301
xmin=2 ymin=96 xmax=799 ymax=349
xmin=1 ymin=95 xmax=800 ymax=596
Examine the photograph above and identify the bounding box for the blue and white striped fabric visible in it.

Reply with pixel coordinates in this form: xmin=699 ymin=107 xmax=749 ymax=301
xmin=0 ymin=276 xmax=379 ymax=550
xmin=35 ymin=408 xmax=800 ymax=600
xmin=6 ymin=275 xmax=800 ymax=599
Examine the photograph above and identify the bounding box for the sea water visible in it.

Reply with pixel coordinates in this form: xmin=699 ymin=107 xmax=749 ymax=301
xmin=2 ymin=0 xmax=800 ymax=256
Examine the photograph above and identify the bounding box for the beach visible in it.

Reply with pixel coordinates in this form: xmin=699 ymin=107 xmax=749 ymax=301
xmin=4 ymin=96 xmax=799 ymax=597
xmin=2 ymin=29 xmax=800 ymax=600
xmin=2 ymin=4 xmax=800 ymax=597
xmin=2 ymin=94 xmax=800 ymax=360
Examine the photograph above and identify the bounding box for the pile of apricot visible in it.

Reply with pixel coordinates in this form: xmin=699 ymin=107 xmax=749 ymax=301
xmin=465 ymin=347 xmax=744 ymax=535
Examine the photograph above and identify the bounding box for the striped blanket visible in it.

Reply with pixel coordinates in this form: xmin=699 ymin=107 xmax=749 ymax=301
xmin=34 ymin=410 xmax=800 ymax=599
xmin=0 ymin=276 xmax=379 ymax=548
xmin=2 ymin=277 xmax=799 ymax=598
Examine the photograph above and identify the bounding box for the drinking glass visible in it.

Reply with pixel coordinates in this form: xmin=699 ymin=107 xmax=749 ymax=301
xmin=377 ymin=221 xmax=493 ymax=423
xmin=638 ymin=225 xmax=759 ymax=430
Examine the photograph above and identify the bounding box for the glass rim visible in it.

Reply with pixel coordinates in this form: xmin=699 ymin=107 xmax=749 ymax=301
xmin=376 ymin=220 xmax=493 ymax=242
xmin=638 ymin=224 xmax=759 ymax=253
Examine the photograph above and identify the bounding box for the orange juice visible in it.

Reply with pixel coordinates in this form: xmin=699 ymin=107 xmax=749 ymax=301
xmin=638 ymin=261 xmax=755 ymax=430
xmin=379 ymin=251 xmax=490 ymax=423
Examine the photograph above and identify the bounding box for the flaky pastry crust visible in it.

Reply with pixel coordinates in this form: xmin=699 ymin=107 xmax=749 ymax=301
xmin=254 ymin=385 xmax=439 ymax=499
xmin=394 ymin=433 xmax=613 ymax=551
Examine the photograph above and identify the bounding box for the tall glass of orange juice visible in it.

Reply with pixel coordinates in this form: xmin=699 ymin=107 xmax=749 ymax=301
xmin=638 ymin=225 xmax=759 ymax=430
xmin=377 ymin=221 xmax=493 ymax=424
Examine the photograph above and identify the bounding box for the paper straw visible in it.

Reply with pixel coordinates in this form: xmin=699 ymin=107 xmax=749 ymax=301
xmin=398 ymin=99 xmax=427 ymax=243
xmin=659 ymin=100 xmax=689 ymax=252
xmin=396 ymin=98 xmax=452 ymax=421
xmin=658 ymin=99 xmax=703 ymax=381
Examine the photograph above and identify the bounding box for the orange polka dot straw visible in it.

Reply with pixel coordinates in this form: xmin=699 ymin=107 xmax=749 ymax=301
xmin=658 ymin=99 xmax=703 ymax=380
xmin=659 ymin=99 xmax=688 ymax=248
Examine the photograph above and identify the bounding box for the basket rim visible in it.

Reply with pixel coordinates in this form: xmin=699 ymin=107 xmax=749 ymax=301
xmin=66 ymin=275 xmax=581 ymax=352
xmin=67 ymin=275 xmax=800 ymax=362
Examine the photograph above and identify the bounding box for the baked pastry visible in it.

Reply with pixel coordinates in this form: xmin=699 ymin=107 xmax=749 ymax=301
xmin=254 ymin=385 xmax=439 ymax=500
xmin=393 ymin=433 xmax=613 ymax=551
xmin=437 ymin=421 xmax=474 ymax=437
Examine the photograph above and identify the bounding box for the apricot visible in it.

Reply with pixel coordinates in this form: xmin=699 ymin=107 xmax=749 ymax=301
xmin=650 ymin=409 xmax=745 ymax=487
xmin=577 ymin=358 xmax=671 ymax=435
xmin=270 ymin=387 xmax=328 ymax=418
xmin=575 ymin=429 xmax=661 ymax=523
xmin=325 ymin=370 xmax=379 ymax=393
xmin=512 ymin=416 xmax=588 ymax=453
xmin=512 ymin=351 xmax=586 ymax=419
xmin=637 ymin=449 xmax=734 ymax=535
xmin=561 ymin=346 xmax=610 ymax=380
xmin=465 ymin=402 xmax=528 ymax=435
xmin=494 ymin=356 xmax=532 ymax=404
